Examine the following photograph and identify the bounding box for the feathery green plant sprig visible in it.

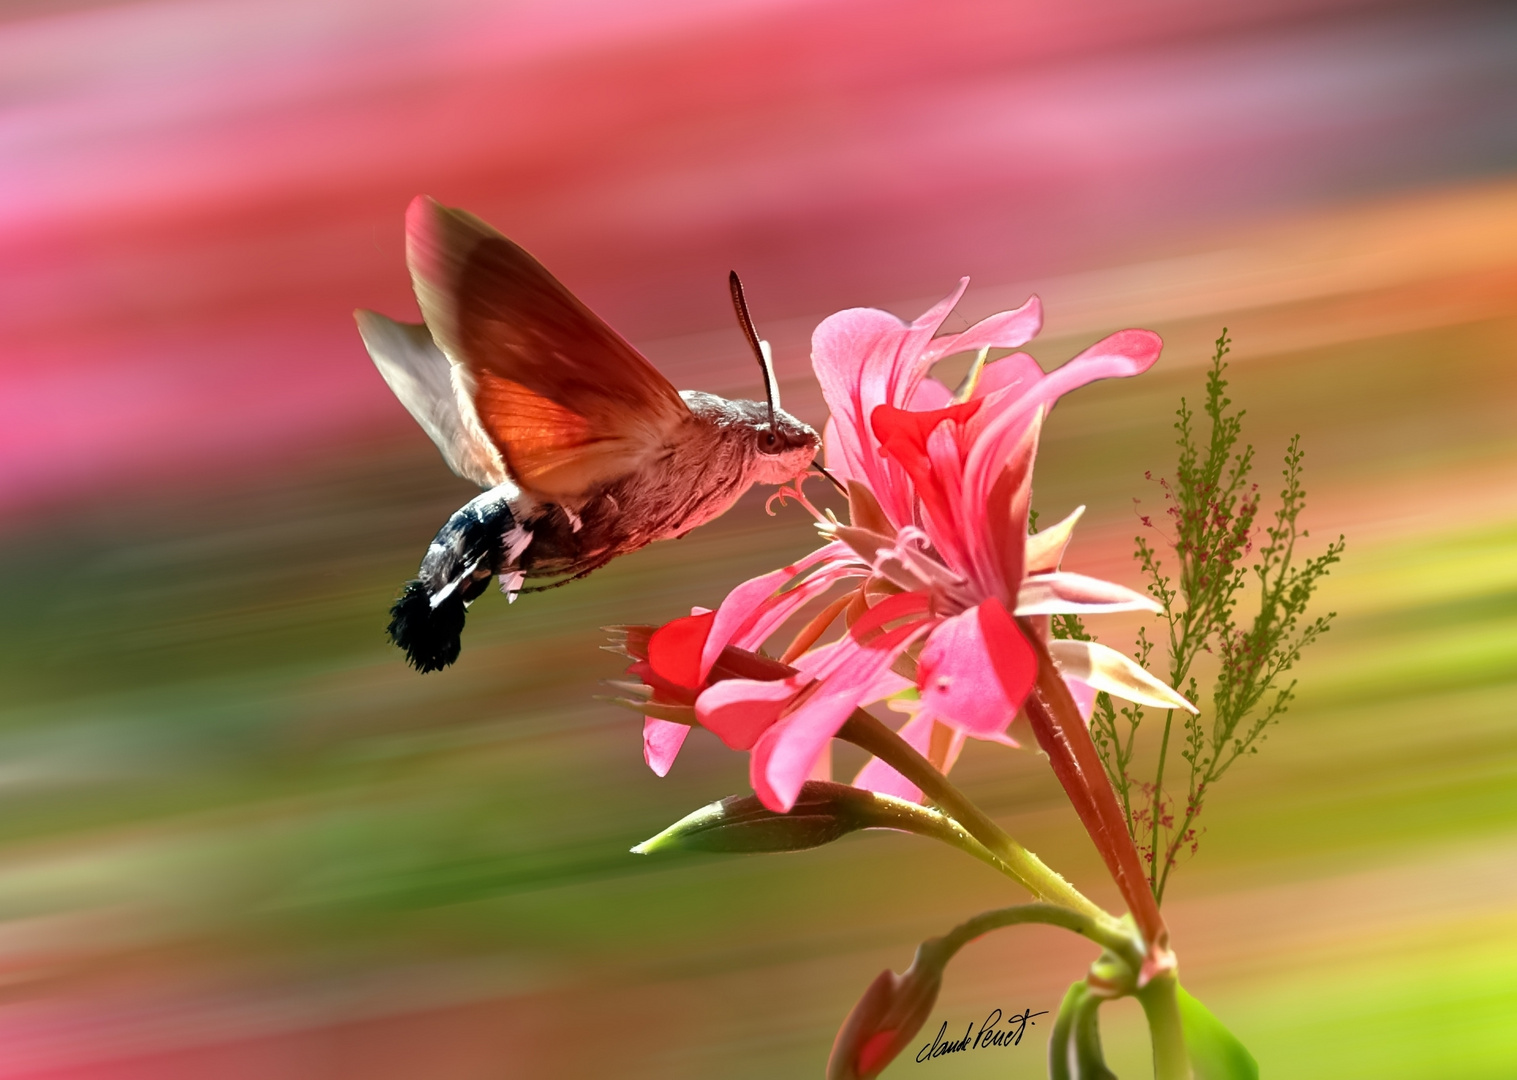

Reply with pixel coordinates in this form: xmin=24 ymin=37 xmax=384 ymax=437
xmin=1066 ymin=330 xmax=1343 ymax=902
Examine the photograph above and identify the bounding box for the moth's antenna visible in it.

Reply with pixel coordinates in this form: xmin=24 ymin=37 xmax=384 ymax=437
xmin=729 ymin=271 xmax=779 ymax=431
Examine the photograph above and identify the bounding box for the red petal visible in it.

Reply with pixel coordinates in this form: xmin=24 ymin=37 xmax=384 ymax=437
xmin=870 ymin=400 xmax=983 ymax=575
xmin=870 ymin=400 xmax=981 ymax=467
xmin=648 ymin=610 xmax=716 ymax=691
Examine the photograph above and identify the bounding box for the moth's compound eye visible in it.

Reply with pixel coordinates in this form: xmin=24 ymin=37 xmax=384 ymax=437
xmin=761 ymin=429 xmax=780 ymax=453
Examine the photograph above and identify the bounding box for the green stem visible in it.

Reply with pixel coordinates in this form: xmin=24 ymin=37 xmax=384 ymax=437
xmin=1148 ymin=707 xmax=1176 ymax=894
xmin=848 ymin=790 xmax=1030 ymax=881
xmin=1136 ymin=972 xmax=1192 ymax=1080
xmin=1114 ymin=710 xmax=1137 ymax=838
xmin=1048 ymin=981 xmax=1086 ymax=1080
xmin=1072 ymin=988 xmax=1119 ymax=1080
xmin=938 ymin=903 xmax=1142 ymax=973
xmin=837 ymin=711 xmax=1124 ymax=941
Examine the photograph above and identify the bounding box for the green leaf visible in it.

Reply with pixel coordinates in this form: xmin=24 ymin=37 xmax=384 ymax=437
xmin=632 ymin=781 xmax=967 ymax=856
xmin=1177 ymin=985 xmax=1258 ymax=1080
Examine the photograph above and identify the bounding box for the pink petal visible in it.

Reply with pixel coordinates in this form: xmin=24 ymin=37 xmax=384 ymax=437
xmin=1031 ymin=328 xmax=1163 ymax=409
xmin=750 ymin=699 xmax=853 ymax=813
xmin=1065 ymin=677 xmax=1098 ymax=723
xmin=821 ymin=416 xmax=855 ymax=483
xmin=700 ymin=541 xmax=862 ymax=680
xmin=865 ymin=668 xmax=914 ymax=703
xmin=794 ymin=632 xmax=918 ymax=701
xmin=920 ymin=295 xmax=1042 ymax=363
xmin=648 ymin=611 xmax=716 ymax=692
xmin=811 ymin=309 xmax=922 ymax=528
xmin=696 ymin=676 xmax=805 ymax=751
xmin=916 ymin=600 xmax=1036 ymax=738
xmin=960 ymin=331 xmax=1159 ymax=462
xmin=752 ymin=618 xmax=932 ymax=812
xmin=909 ymin=278 xmax=971 ymax=332
xmin=811 ymin=282 xmax=973 ymax=531
xmin=643 ymin=717 xmax=691 ymax=777
xmin=907 ymin=378 xmax=952 ymax=411
xmin=809 ymin=742 xmax=833 ymax=783
xmin=972 ymin=351 xmax=1046 ymax=400
xmin=741 ymin=552 xmax=870 ymax=647
xmin=701 ymin=565 xmax=799 ymax=676
xmin=961 ymin=406 xmax=1041 ymax=601
xmin=853 ymin=712 xmax=937 ymax=802
xmin=837 ymin=589 xmax=932 ymax=647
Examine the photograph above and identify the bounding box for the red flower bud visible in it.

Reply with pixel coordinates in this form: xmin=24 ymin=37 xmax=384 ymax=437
xmin=827 ymin=939 xmax=948 ymax=1080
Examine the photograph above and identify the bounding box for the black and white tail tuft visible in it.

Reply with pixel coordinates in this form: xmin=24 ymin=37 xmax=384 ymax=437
xmin=388 ymin=580 xmax=470 ymax=672
xmin=387 ymin=485 xmax=520 ymax=672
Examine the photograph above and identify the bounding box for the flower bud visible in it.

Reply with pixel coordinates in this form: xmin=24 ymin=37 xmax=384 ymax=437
xmin=827 ymin=938 xmax=949 ymax=1080
xmin=634 ymin=781 xmax=895 ymax=855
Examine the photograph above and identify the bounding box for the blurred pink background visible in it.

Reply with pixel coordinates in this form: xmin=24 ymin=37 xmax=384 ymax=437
xmin=2 ymin=1 xmax=1516 ymax=1077
xmin=7 ymin=0 xmax=1514 ymax=514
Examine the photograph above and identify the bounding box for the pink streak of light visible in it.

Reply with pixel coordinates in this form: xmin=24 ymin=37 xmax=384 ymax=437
xmin=0 ymin=0 xmax=1511 ymax=517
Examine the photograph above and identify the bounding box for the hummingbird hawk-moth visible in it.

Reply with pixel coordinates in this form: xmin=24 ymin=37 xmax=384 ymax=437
xmin=356 ymin=196 xmax=820 ymax=672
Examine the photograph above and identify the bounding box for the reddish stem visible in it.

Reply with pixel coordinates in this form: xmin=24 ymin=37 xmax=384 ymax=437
xmin=1018 ymin=619 xmax=1171 ymax=964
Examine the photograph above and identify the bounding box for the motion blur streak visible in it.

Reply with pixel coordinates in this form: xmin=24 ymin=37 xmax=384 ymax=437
xmin=1 ymin=1 xmax=1515 ymax=1077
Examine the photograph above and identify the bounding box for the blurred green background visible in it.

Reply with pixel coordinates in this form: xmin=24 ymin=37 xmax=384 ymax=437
xmin=3 ymin=2 xmax=1516 ymax=1076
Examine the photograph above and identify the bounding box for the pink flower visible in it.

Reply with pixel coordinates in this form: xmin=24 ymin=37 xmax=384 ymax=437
xmin=610 ymin=587 xmax=921 ymax=810
xmin=607 ymin=540 xmax=871 ymax=780
xmin=613 ymin=283 xmax=1195 ymax=813
xmin=814 ymin=279 xmax=1165 ymax=532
